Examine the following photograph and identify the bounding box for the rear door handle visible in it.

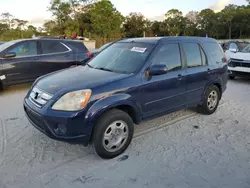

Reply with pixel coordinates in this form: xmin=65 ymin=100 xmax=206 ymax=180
xmin=34 ymin=57 xmax=39 ymax=60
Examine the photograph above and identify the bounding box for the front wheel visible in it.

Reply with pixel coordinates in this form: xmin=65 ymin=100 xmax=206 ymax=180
xmin=198 ymin=85 xmax=220 ymax=115
xmin=0 ymin=81 xmax=3 ymax=92
xmin=92 ymin=109 xmax=134 ymax=159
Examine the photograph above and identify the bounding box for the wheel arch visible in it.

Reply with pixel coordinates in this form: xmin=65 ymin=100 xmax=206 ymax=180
xmin=85 ymin=93 xmax=142 ymax=135
xmin=203 ymin=79 xmax=223 ymax=100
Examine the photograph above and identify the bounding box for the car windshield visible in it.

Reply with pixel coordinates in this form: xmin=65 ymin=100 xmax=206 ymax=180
xmin=0 ymin=40 xmax=18 ymax=52
xmin=238 ymin=42 xmax=249 ymax=51
xmin=99 ymin=42 xmax=112 ymax=51
xmin=242 ymin=44 xmax=250 ymax=53
xmin=88 ymin=42 xmax=153 ymax=74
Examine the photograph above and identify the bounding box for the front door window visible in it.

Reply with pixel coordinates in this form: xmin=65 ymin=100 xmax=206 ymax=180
xmin=8 ymin=41 xmax=37 ymax=57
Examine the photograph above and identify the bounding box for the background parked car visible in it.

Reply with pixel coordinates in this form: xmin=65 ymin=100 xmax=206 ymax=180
xmin=228 ymin=43 xmax=250 ymax=79
xmin=0 ymin=38 xmax=93 ymax=90
xmin=222 ymin=41 xmax=249 ymax=59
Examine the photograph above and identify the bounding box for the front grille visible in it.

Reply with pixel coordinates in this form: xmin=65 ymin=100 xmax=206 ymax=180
xmin=29 ymin=87 xmax=53 ymax=108
xmin=229 ymin=59 xmax=250 ymax=68
xmin=25 ymin=108 xmax=45 ymax=130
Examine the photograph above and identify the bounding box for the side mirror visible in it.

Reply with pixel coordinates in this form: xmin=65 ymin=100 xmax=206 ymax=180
xmin=229 ymin=48 xmax=238 ymax=53
xmin=148 ymin=64 xmax=168 ymax=76
xmin=4 ymin=52 xmax=16 ymax=58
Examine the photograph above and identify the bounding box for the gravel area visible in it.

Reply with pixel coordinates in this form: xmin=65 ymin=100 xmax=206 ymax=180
xmin=0 ymin=79 xmax=250 ymax=188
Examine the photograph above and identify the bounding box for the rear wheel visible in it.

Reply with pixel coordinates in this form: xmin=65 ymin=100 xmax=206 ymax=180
xmin=198 ymin=85 xmax=220 ymax=115
xmin=92 ymin=109 xmax=134 ymax=159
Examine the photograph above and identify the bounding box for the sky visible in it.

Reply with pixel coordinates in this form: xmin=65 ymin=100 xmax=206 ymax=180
xmin=0 ymin=0 xmax=247 ymax=27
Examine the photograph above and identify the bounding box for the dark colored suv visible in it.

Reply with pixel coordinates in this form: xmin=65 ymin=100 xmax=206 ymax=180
xmin=24 ymin=37 xmax=228 ymax=159
xmin=0 ymin=38 xmax=92 ymax=90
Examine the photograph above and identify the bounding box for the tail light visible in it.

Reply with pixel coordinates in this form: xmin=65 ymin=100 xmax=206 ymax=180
xmin=86 ymin=52 xmax=93 ymax=58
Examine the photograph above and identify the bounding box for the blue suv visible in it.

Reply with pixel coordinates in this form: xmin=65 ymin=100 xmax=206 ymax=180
xmin=24 ymin=37 xmax=228 ymax=159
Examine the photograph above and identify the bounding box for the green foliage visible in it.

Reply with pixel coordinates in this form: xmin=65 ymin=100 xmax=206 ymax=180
xmin=0 ymin=12 xmax=45 ymax=41
xmin=89 ymin=0 xmax=123 ymax=42
xmin=123 ymin=13 xmax=147 ymax=37
xmin=1 ymin=0 xmax=250 ymax=42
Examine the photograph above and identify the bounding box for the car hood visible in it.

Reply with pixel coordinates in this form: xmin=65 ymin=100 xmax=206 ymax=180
xmin=231 ymin=52 xmax=250 ymax=61
xmin=36 ymin=66 xmax=130 ymax=95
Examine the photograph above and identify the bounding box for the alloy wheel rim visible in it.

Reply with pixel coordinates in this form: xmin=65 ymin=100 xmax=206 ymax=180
xmin=207 ymin=90 xmax=218 ymax=110
xmin=102 ymin=120 xmax=129 ymax=152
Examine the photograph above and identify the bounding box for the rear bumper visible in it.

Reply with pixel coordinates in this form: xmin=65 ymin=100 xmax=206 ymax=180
xmin=24 ymin=99 xmax=91 ymax=145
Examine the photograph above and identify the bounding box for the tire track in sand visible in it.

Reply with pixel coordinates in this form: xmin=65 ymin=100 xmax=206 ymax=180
xmin=0 ymin=119 xmax=7 ymax=153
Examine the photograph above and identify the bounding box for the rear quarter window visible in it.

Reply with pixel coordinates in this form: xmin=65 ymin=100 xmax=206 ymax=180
xmin=65 ymin=41 xmax=88 ymax=53
xmin=203 ymin=42 xmax=224 ymax=64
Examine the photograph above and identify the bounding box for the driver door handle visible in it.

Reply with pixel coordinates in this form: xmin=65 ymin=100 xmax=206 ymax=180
xmin=177 ymin=74 xmax=183 ymax=80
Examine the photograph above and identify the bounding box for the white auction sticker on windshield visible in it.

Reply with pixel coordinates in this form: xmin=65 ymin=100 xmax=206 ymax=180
xmin=0 ymin=75 xmax=6 ymax=80
xmin=131 ymin=47 xmax=147 ymax=53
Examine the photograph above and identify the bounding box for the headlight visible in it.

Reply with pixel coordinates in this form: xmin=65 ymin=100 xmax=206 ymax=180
xmin=52 ymin=89 xmax=92 ymax=111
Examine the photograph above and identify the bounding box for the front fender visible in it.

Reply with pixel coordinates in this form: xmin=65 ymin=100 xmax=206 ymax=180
xmin=85 ymin=93 xmax=142 ymax=127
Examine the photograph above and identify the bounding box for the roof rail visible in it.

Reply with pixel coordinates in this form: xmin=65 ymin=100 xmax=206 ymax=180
xmin=34 ymin=36 xmax=61 ymax=39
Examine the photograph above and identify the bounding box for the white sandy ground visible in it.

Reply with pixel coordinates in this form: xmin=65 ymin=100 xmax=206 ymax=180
xmin=0 ymin=78 xmax=250 ymax=188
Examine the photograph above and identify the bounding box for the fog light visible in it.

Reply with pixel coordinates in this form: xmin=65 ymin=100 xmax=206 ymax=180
xmin=55 ymin=124 xmax=67 ymax=134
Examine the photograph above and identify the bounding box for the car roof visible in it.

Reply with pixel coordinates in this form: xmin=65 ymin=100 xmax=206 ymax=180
xmin=119 ymin=36 xmax=217 ymax=44
xmin=9 ymin=38 xmax=84 ymax=43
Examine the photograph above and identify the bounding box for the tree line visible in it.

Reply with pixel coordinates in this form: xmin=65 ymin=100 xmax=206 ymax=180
xmin=0 ymin=12 xmax=45 ymax=41
xmin=1 ymin=0 xmax=250 ymax=46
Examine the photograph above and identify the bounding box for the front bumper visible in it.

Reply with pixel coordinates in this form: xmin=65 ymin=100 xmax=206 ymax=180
xmin=24 ymin=98 xmax=91 ymax=145
xmin=228 ymin=66 xmax=250 ymax=73
xmin=228 ymin=66 xmax=250 ymax=78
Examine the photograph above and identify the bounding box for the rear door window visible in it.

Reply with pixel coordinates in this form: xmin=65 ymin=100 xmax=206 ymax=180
xmin=40 ymin=40 xmax=69 ymax=54
xmin=152 ymin=43 xmax=182 ymax=72
xmin=182 ymin=43 xmax=203 ymax=68
xmin=203 ymin=42 xmax=224 ymax=64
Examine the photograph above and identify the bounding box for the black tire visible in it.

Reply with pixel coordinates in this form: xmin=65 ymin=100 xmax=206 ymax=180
xmin=198 ymin=85 xmax=220 ymax=115
xmin=229 ymin=75 xmax=235 ymax=80
xmin=0 ymin=81 xmax=3 ymax=92
xmin=92 ymin=109 xmax=134 ymax=159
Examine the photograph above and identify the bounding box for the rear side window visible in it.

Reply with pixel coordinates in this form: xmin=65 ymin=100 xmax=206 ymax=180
xmin=203 ymin=42 xmax=224 ymax=64
xmin=41 ymin=40 xmax=69 ymax=54
xmin=182 ymin=43 xmax=203 ymax=68
xmin=65 ymin=41 xmax=88 ymax=53
xmin=152 ymin=43 xmax=182 ymax=72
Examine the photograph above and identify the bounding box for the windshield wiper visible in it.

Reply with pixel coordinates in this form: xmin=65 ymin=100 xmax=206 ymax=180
xmin=95 ymin=67 xmax=115 ymax=72
xmin=86 ymin=63 xmax=93 ymax=68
